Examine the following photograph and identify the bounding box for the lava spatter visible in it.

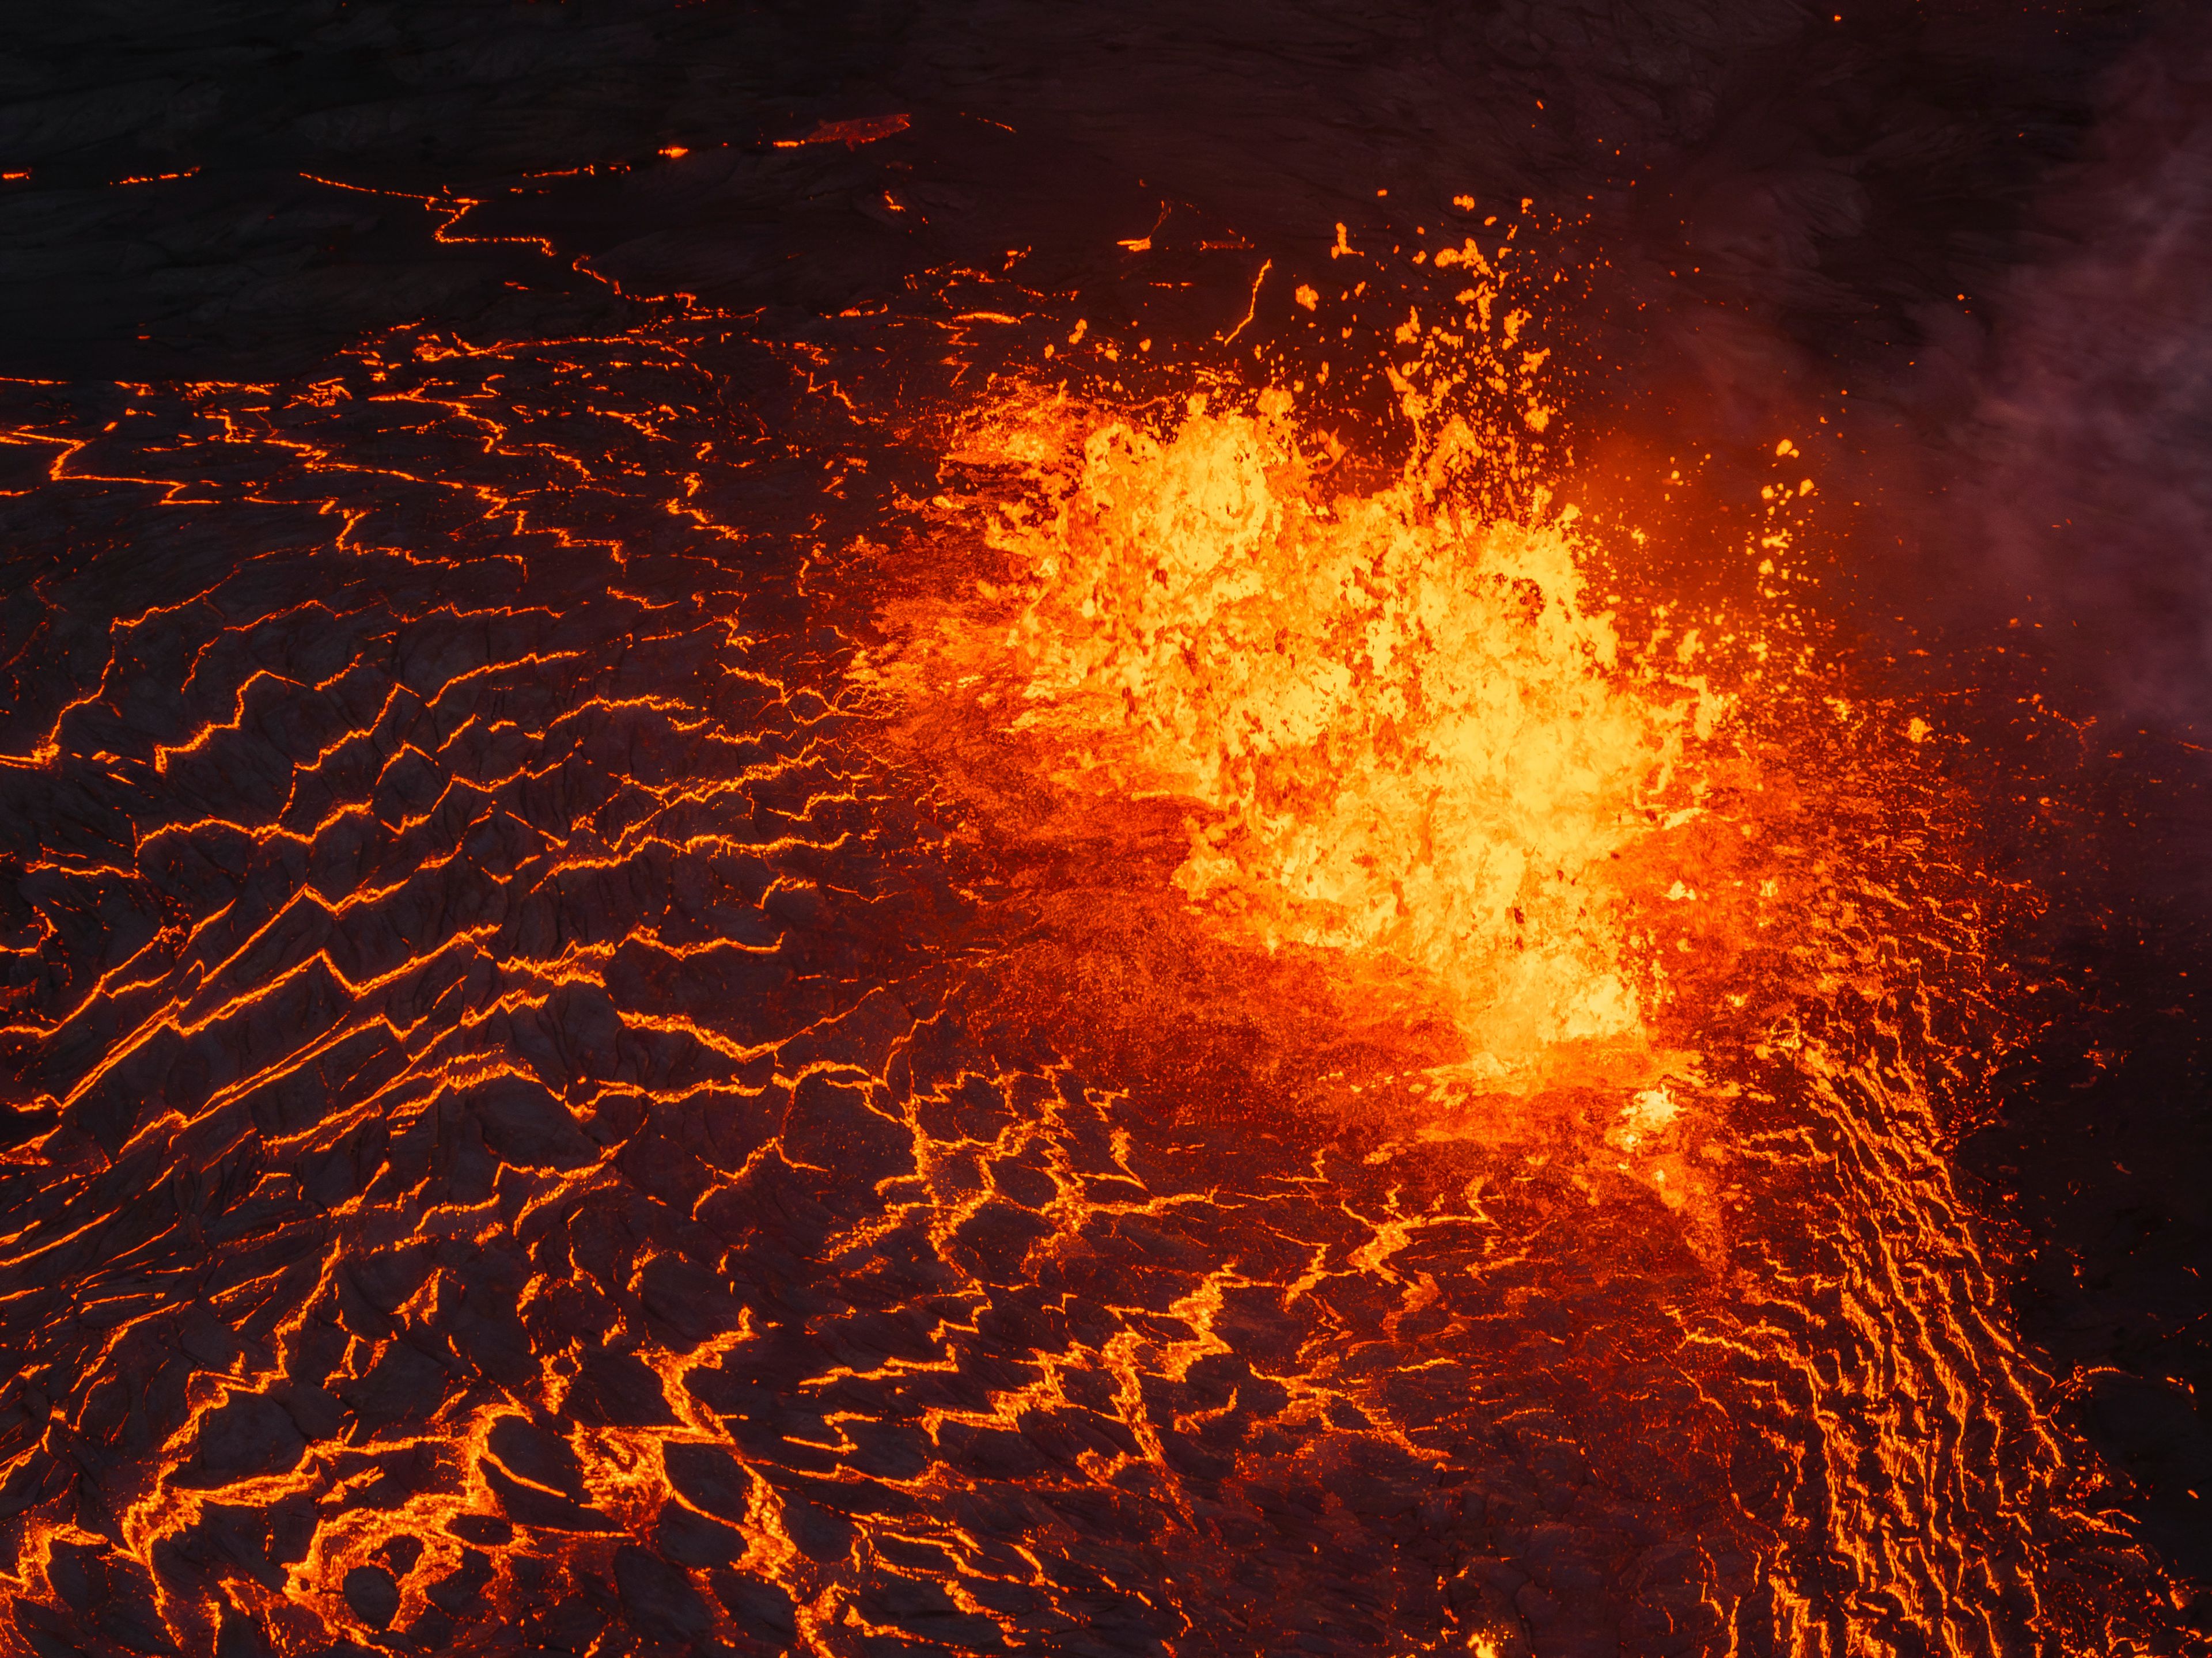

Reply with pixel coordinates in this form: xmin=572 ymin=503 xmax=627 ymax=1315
xmin=0 ymin=261 xmax=2194 ymax=1658
xmin=947 ymin=389 xmax=1723 ymax=1080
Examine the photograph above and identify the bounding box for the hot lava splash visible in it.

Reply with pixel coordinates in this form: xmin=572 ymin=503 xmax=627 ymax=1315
xmin=0 ymin=241 xmax=2195 ymax=1657
xmin=885 ymin=384 xmax=1729 ymax=1081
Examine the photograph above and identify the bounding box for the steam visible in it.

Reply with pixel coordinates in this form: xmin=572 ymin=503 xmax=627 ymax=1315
xmin=1956 ymin=21 xmax=2212 ymax=732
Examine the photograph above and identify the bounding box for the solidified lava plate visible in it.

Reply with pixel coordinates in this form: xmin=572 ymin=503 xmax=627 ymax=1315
xmin=0 ymin=247 xmax=2195 ymax=1658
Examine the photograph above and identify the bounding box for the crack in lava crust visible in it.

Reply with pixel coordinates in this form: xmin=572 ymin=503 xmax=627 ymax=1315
xmin=0 ymin=320 xmax=2190 ymax=1657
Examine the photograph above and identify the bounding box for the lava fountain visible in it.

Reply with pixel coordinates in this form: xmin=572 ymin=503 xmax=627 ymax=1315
xmin=904 ymin=388 xmax=1726 ymax=1077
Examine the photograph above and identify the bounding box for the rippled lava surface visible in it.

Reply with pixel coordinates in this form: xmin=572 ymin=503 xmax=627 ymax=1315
xmin=0 ymin=322 xmax=2192 ymax=1657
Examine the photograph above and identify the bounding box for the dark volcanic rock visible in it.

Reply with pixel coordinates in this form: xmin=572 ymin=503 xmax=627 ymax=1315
xmin=340 ymin=1564 xmax=400 ymax=1630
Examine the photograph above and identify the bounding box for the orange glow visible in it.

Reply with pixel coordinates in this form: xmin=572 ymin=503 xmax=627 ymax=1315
xmin=771 ymin=113 xmax=912 ymax=150
xmin=0 ymin=207 xmax=2190 ymax=1657
xmin=111 ymin=166 xmax=202 ymax=187
xmin=953 ymin=390 xmax=1728 ymax=1080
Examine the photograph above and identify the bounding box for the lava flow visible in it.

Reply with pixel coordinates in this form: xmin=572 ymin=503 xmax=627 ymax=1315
xmin=0 ymin=231 xmax=2195 ymax=1658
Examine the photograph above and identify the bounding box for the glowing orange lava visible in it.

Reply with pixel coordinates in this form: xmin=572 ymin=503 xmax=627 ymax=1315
xmin=988 ymin=391 xmax=1731 ymax=1077
xmin=0 ymin=212 xmax=2194 ymax=1658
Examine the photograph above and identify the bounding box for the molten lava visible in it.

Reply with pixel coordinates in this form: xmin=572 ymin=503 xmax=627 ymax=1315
xmin=984 ymin=391 xmax=1725 ymax=1077
xmin=0 ymin=216 xmax=2195 ymax=1658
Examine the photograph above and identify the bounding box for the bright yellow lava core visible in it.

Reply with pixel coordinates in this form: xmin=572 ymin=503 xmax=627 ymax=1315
xmin=988 ymin=389 xmax=1729 ymax=1077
